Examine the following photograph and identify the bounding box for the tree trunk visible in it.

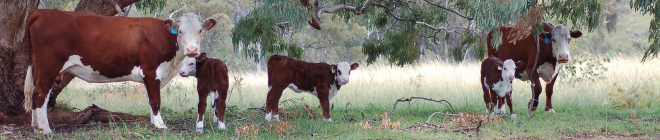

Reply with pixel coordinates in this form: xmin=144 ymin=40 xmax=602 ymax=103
xmin=0 ymin=0 xmax=40 ymax=116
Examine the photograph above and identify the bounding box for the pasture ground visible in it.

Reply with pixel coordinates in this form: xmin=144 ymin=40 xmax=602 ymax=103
xmin=2 ymin=55 xmax=659 ymax=139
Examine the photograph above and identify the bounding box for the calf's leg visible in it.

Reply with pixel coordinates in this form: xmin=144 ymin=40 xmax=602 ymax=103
xmin=265 ymin=87 xmax=285 ymax=121
xmin=196 ymin=89 xmax=210 ymax=133
xmin=215 ymin=86 xmax=228 ymax=129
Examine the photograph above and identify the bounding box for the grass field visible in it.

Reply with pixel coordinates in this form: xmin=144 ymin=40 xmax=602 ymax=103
xmin=3 ymin=55 xmax=659 ymax=139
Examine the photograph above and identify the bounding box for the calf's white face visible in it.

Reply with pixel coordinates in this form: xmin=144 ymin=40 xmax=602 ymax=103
xmin=499 ymin=59 xmax=518 ymax=81
xmin=164 ymin=13 xmax=216 ymax=57
xmin=548 ymin=24 xmax=582 ymax=63
xmin=179 ymin=56 xmax=196 ymax=77
xmin=333 ymin=62 xmax=359 ymax=85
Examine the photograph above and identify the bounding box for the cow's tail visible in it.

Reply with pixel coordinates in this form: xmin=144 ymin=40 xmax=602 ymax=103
xmin=23 ymin=12 xmax=39 ymax=112
xmin=23 ymin=66 xmax=34 ymax=111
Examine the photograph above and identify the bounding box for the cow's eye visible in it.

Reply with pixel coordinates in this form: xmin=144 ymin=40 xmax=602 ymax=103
xmin=338 ymin=70 xmax=342 ymax=75
xmin=198 ymin=30 xmax=202 ymax=34
xmin=189 ymin=63 xmax=194 ymax=66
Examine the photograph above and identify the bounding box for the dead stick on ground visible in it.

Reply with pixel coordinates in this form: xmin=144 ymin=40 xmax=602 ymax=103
xmin=425 ymin=112 xmax=460 ymax=123
xmin=344 ymin=102 xmax=354 ymax=121
xmin=389 ymin=97 xmax=456 ymax=114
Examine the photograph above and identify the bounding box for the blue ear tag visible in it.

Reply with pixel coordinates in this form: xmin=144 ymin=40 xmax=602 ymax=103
xmin=544 ymin=38 xmax=550 ymax=43
xmin=170 ymin=28 xmax=177 ymax=34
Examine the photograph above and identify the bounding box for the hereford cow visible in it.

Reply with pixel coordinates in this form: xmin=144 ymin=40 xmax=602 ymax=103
xmin=23 ymin=9 xmax=216 ymax=134
xmin=487 ymin=23 xmax=582 ymax=114
xmin=265 ymin=55 xmax=358 ymax=122
xmin=179 ymin=53 xmax=229 ymax=133
xmin=481 ymin=57 xmax=524 ymax=119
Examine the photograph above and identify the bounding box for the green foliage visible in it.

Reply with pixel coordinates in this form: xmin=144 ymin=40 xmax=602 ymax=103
xmin=231 ymin=6 xmax=303 ymax=60
xmin=134 ymin=0 xmax=167 ymax=14
xmin=363 ymin=25 xmax=419 ymax=66
xmin=546 ymin=0 xmax=603 ymax=32
xmin=630 ymin=0 xmax=660 ymax=61
xmin=609 ymin=86 xmax=655 ymax=111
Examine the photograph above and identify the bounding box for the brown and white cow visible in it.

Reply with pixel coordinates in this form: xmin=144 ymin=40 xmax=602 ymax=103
xmin=487 ymin=23 xmax=582 ymax=114
xmin=23 ymin=9 xmax=216 ymax=134
xmin=265 ymin=55 xmax=358 ymax=122
xmin=179 ymin=53 xmax=229 ymax=133
xmin=481 ymin=56 xmax=524 ymax=119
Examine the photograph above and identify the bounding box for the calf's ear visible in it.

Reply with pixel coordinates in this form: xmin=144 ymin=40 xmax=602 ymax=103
xmin=350 ymin=63 xmax=359 ymax=70
xmin=164 ymin=19 xmax=178 ymax=30
xmin=331 ymin=65 xmax=337 ymax=74
xmin=497 ymin=62 xmax=503 ymax=71
xmin=197 ymin=53 xmax=207 ymax=62
xmin=516 ymin=61 xmax=526 ymax=68
xmin=202 ymin=18 xmax=217 ymax=31
xmin=570 ymin=30 xmax=582 ymax=38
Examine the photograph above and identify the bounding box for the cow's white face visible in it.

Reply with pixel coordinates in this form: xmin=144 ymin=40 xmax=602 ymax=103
xmin=333 ymin=62 xmax=359 ymax=85
xmin=499 ymin=59 xmax=519 ymax=81
xmin=548 ymin=24 xmax=582 ymax=63
xmin=165 ymin=13 xmax=216 ymax=57
xmin=179 ymin=56 xmax=196 ymax=77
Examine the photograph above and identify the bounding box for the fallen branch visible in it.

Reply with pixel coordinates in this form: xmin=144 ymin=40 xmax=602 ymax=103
xmin=388 ymin=97 xmax=455 ymax=114
xmin=344 ymin=102 xmax=356 ymax=122
xmin=425 ymin=112 xmax=460 ymax=123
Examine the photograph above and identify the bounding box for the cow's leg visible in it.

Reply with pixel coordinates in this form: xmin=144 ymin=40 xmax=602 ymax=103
xmin=48 ymin=72 xmax=75 ymax=108
xmin=506 ymin=93 xmax=516 ymax=120
xmin=528 ymin=72 xmax=543 ymax=111
xmin=545 ymin=70 xmax=560 ymax=114
xmin=215 ymin=88 xmax=228 ymax=129
xmin=144 ymin=76 xmax=167 ymax=129
xmin=265 ymin=87 xmax=285 ymax=121
xmin=31 ymin=67 xmax=59 ymax=134
xmin=195 ymin=89 xmax=210 ymax=133
xmin=498 ymin=97 xmax=506 ymax=114
xmin=317 ymin=88 xmax=332 ymax=122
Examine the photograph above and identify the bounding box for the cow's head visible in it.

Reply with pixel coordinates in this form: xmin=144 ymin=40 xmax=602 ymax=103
xmin=499 ymin=59 xmax=524 ymax=81
xmin=164 ymin=13 xmax=216 ymax=57
xmin=179 ymin=53 xmax=207 ymax=77
xmin=331 ymin=62 xmax=359 ymax=85
xmin=544 ymin=24 xmax=582 ymax=63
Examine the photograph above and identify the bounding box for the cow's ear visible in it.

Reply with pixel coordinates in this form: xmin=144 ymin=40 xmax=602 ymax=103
xmin=570 ymin=30 xmax=582 ymax=38
xmin=516 ymin=61 xmax=526 ymax=68
xmin=541 ymin=32 xmax=552 ymax=39
xmin=331 ymin=65 xmax=337 ymax=74
xmin=164 ymin=19 xmax=178 ymax=30
xmin=202 ymin=18 xmax=217 ymax=31
xmin=350 ymin=63 xmax=359 ymax=70
xmin=197 ymin=53 xmax=207 ymax=62
xmin=497 ymin=62 xmax=503 ymax=71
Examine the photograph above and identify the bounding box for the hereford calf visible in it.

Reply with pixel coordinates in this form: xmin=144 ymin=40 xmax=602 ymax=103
xmin=179 ymin=53 xmax=229 ymax=133
xmin=481 ymin=56 xmax=524 ymax=119
xmin=265 ymin=55 xmax=358 ymax=122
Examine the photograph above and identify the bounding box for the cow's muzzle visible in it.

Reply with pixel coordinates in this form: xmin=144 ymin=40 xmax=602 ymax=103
xmin=185 ymin=47 xmax=199 ymax=57
xmin=558 ymin=54 xmax=569 ymax=63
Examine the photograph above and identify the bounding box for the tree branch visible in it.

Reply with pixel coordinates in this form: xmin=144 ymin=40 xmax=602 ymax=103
xmin=422 ymin=0 xmax=473 ymax=20
xmin=168 ymin=3 xmax=187 ymax=19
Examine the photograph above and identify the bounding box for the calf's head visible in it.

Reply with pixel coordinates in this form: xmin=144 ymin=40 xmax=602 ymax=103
xmin=332 ymin=62 xmax=359 ymax=85
xmin=499 ymin=59 xmax=525 ymax=81
xmin=179 ymin=53 xmax=208 ymax=77
xmin=545 ymin=24 xmax=582 ymax=63
xmin=164 ymin=13 xmax=216 ymax=57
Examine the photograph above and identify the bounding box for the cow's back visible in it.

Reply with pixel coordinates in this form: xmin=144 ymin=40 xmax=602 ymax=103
xmin=27 ymin=9 xmax=176 ymax=78
xmin=486 ymin=23 xmax=555 ymax=74
xmin=196 ymin=58 xmax=229 ymax=92
xmin=267 ymin=55 xmax=334 ymax=90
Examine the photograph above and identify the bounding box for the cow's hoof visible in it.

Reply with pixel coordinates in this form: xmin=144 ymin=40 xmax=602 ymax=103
xmin=499 ymin=106 xmax=507 ymax=114
xmin=546 ymin=109 xmax=556 ymax=114
xmin=510 ymin=114 xmax=517 ymax=120
xmin=218 ymin=121 xmax=226 ymax=129
xmin=323 ymin=118 xmax=333 ymax=122
xmin=196 ymin=121 xmax=204 ymax=133
xmin=264 ymin=112 xmax=272 ymax=121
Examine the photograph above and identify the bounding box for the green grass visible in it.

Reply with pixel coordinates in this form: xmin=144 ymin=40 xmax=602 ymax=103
xmin=3 ymin=55 xmax=659 ymax=139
